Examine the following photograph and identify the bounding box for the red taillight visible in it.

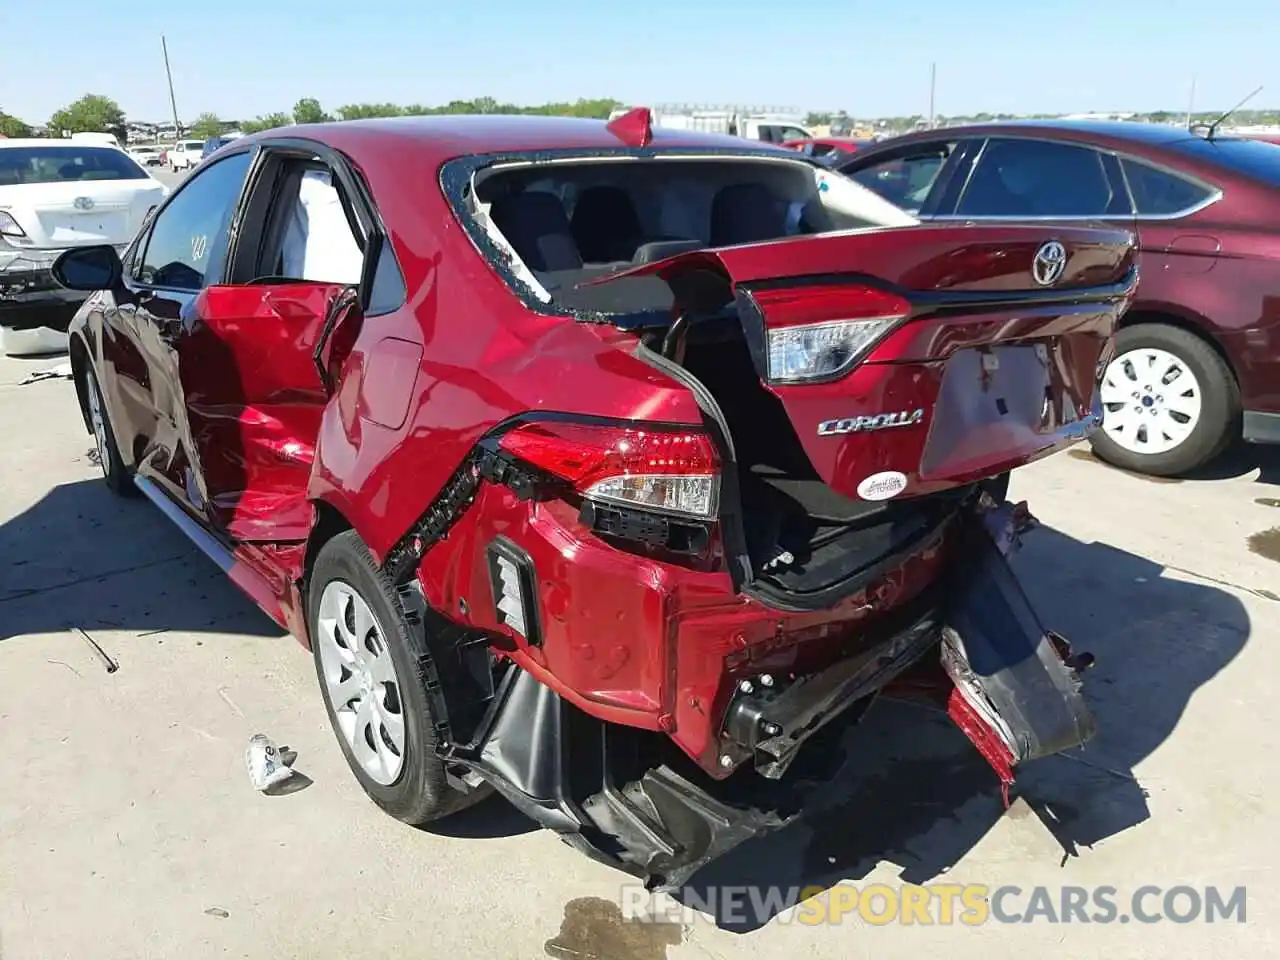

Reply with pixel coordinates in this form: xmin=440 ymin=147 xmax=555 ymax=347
xmin=499 ymin=421 xmax=720 ymax=519
xmin=749 ymin=283 xmax=911 ymax=383
xmin=751 ymin=283 xmax=911 ymax=328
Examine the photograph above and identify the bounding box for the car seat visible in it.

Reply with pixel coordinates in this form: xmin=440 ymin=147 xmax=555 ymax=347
xmin=570 ymin=186 xmax=645 ymax=263
xmin=709 ymin=183 xmax=789 ymax=247
xmin=488 ymin=191 xmax=583 ymax=272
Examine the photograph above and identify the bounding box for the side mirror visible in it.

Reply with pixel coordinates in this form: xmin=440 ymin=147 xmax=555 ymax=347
xmin=51 ymin=245 xmax=123 ymax=292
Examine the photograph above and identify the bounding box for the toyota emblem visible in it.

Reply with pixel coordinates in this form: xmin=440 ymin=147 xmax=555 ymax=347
xmin=1032 ymin=240 xmax=1067 ymax=286
xmin=73 ymin=196 xmax=95 ymax=212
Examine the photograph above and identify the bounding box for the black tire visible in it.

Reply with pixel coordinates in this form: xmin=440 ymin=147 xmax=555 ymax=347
xmin=308 ymin=530 xmax=486 ymax=824
xmin=1089 ymin=323 xmax=1239 ymax=477
xmin=84 ymin=363 xmax=137 ymax=497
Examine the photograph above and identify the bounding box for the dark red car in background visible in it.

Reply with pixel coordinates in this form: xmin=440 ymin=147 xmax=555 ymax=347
xmin=782 ymin=136 xmax=873 ymax=165
xmin=50 ymin=111 xmax=1126 ymax=888
xmin=839 ymin=121 xmax=1280 ymax=476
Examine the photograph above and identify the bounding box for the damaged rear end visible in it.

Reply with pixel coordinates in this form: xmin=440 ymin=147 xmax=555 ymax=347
xmin=413 ymin=154 xmax=1135 ymax=889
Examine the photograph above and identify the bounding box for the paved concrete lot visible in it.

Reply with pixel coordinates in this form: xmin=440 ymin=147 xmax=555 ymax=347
xmin=1 ymin=348 xmax=1278 ymax=960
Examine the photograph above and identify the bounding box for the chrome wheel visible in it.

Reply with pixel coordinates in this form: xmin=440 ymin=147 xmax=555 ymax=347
xmin=86 ymin=370 xmax=109 ymax=472
xmin=1099 ymin=347 xmax=1203 ymax=456
xmin=316 ymin=580 xmax=406 ymax=786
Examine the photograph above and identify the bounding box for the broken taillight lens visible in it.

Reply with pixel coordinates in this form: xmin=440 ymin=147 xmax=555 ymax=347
xmin=750 ymin=283 xmax=912 ymax=383
xmin=499 ymin=421 xmax=720 ymax=519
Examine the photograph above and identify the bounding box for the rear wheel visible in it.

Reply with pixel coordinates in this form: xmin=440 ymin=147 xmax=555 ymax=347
xmin=308 ymin=531 xmax=485 ymax=824
xmin=84 ymin=363 xmax=136 ymax=496
xmin=1090 ymin=323 xmax=1238 ymax=476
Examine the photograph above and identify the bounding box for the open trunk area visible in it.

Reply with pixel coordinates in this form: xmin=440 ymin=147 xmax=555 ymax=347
xmin=674 ymin=317 xmax=973 ymax=600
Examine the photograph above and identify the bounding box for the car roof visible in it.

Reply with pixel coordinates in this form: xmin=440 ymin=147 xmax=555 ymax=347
xmin=871 ymin=119 xmax=1209 ymax=151
xmin=0 ymin=138 xmax=92 ymax=148
xmin=241 ymin=114 xmax=793 ymax=164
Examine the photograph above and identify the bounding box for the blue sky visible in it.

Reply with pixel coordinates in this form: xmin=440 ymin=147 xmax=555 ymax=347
xmin=1 ymin=0 xmax=1275 ymax=123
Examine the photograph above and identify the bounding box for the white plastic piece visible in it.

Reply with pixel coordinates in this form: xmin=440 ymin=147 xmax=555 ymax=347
xmin=245 ymin=733 xmax=295 ymax=792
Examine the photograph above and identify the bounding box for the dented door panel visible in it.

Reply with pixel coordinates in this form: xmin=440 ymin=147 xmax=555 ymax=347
xmin=177 ymin=283 xmax=351 ymax=542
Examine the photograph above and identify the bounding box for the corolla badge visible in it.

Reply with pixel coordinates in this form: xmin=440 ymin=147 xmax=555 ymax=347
xmin=73 ymin=196 xmax=95 ymax=211
xmin=1032 ymin=240 xmax=1067 ymax=286
xmin=817 ymin=408 xmax=925 ymax=436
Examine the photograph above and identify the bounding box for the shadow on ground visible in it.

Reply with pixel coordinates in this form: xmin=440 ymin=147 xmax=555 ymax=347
xmin=1185 ymin=439 xmax=1280 ymax=485
xmin=0 ymin=476 xmax=281 ymax=642
xmin=1 ymin=479 xmax=1254 ymax=935
xmin=675 ymin=523 xmax=1251 ymax=932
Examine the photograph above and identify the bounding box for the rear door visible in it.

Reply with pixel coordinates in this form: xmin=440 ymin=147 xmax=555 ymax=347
xmin=107 ymin=149 xmax=255 ymax=508
xmin=169 ymin=148 xmax=377 ymax=543
xmin=938 ymin=137 xmax=1134 ymax=223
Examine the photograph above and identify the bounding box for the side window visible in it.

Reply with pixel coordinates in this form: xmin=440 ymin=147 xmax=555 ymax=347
xmin=241 ymin=155 xmax=405 ymax=315
xmin=1121 ymin=158 xmax=1214 ymax=216
xmin=137 ymin=152 xmax=252 ymax=290
xmin=958 ymin=139 xmax=1118 ymax=217
xmin=274 ymin=166 xmax=365 ymax=284
xmin=847 ymin=143 xmax=955 ymax=214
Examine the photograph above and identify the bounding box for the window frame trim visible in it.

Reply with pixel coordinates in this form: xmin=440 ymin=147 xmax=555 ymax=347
xmin=929 ymin=134 xmax=1223 ymax=223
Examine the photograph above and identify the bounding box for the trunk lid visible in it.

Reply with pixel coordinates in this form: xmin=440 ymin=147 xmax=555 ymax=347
xmin=0 ymin=179 xmax=166 ymax=249
xmin=592 ymin=223 xmax=1137 ymax=503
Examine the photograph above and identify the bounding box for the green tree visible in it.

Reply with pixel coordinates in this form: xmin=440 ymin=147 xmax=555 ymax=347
xmin=48 ymin=94 xmax=125 ymax=137
xmin=336 ymin=103 xmax=404 ymax=121
xmin=190 ymin=112 xmax=224 ymax=139
xmin=0 ymin=110 xmax=32 ymax=138
xmin=292 ymin=98 xmax=331 ymax=124
xmin=240 ymin=112 xmax=292 ymax=134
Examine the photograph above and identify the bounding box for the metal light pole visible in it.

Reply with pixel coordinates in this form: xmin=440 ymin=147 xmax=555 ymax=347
xmin=162 ymin=35 xmax=182 ymax=137
xmin=928 ymin=62 xmax=937 ymax=129
xmin=1186 ymin=75 xmax=1197 ymax=128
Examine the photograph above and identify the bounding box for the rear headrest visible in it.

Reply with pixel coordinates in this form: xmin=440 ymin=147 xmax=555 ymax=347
xmin=488 ymin=191 xmax=582 ymax=272
xmin=631 ymin=239 xmax=703 ymax=265
xmin=710 ymin=182 xmax=788 ymax=247
xmin=570 ymin=186 xmax=644 ymax=263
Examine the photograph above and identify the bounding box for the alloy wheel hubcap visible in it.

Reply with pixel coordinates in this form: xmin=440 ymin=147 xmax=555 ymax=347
xmin=317 ymin=580 xmax=406 ymax=785
xmin=86 ymin=375 xmax=108 ymax=471
xmin=1099 ymin=347 xmax=1203 ymax=456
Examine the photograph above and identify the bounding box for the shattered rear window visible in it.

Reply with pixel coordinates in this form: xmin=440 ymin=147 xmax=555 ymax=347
xmin=440 ymin=149 xmax=916 ymax=325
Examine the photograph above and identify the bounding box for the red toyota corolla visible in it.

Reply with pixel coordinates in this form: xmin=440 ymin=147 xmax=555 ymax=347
xmin=52 ymin=110 xmax=1131 ymax=888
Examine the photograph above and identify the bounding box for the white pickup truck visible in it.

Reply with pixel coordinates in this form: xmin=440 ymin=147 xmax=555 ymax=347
xmin=167 ymin=139 xmax=205 ymax=172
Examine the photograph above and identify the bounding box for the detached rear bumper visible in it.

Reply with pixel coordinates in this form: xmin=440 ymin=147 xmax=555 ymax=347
xmin=445 ymin=513 xmax=1097 ymax=890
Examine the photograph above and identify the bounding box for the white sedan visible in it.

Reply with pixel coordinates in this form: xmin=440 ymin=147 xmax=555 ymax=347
xmin=0 ymin=139 xmax=168 ymax=355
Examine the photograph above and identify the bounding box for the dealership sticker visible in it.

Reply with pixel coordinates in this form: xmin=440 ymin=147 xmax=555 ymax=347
xmin=857 ymin=471 xmax=908 ymax=501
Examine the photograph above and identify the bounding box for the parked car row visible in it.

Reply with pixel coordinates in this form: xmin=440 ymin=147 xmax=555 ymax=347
xmin=838 ymin=121 xmax=1280 ymax=475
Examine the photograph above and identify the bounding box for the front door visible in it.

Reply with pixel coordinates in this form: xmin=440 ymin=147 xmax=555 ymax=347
xmin=119 ymin=149 xmax=255 ymax=509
